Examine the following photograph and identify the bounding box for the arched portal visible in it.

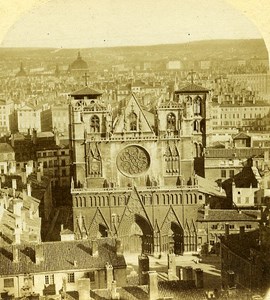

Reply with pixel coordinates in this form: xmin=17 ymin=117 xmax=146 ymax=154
xmin=170 ymin=222 xmax=184 ymax=255
xmin=119 ymin=213 xmax=154 ymax=254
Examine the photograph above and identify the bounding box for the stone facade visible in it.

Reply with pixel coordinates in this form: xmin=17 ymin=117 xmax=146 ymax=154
xmin=69 ymin=84 xmax=212 ymax=255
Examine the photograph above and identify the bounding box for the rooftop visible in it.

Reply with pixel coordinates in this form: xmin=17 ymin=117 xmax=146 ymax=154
xmin=0 ymin=238 xmax=126 ymax=276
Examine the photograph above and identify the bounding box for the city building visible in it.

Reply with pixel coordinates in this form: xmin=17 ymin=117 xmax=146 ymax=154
xmin=0 ymin=182 xmax=41 ymax=246
xmin=0 ymin=99 xmax=14 ymax=135
xmin=220 ymin=224 xmax=270 ymax=291
xmin=0 ymin=238 xmax=126 ymax=299
xmin=68 ymin=81 xmax=227 ymax=255
xmin=0 ymin=143 xmax=16 ymax=175
xmin=197 ymin=206 xmax=260 ymax=252
xmin=40 ymin=103 xmax=69 ymax=136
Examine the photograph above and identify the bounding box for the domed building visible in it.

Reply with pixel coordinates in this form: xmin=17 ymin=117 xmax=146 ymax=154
xmin=68 ymin=51 xmax=88 ymax=74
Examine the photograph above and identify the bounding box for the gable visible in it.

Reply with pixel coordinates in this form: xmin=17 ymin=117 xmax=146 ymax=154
xmin=113 ymin=94 xmax=155 ymax=134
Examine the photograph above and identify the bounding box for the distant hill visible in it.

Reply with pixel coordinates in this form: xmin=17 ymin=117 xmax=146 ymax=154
xmin=0 ymin=39 xmax=268 ymax=68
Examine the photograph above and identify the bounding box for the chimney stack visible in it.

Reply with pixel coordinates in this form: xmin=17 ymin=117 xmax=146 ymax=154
xmin=106 ymin=263 xmax=114 ymax=290
xmin=35 ymin=243 xmax=44 ymax=265
xmin=27 ymin=183 xmax=32 ymax=197
xmin=14 ymin=226 xmax=21 ymax=245
xmin=138 ymin=254 xmax=149 ymax=285
xmin=77 ymin=278 xmax=91 ymax=300
xmin=239 ymin=226 xmax=245 ymax=239
xmin=167 ymin=253 xmax=177 ymax=280
xmin=12 ymin=245 xmax=19 ymax=263
xmin=12 ymin=178 xmax=17 ymax=190
xmin=91 ymin=240 xmax=98 ymax=257
xmin=204 ymin=204 xmax=209 ymax=219
xmin=115 ymin=239 xmax=123 ymax=256
xmin=148 ymin=271 xmax=158 ymax=300
xmin=225 ymin=223 xmax=230 ymax=239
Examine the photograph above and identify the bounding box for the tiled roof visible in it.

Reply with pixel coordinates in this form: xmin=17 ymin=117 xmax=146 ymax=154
xmin=0 ymin=238 xmax=126 ymax=276
xmin=70 ymin=87 xmax=102 ymax=97
xmin=197 ymin=209 xmax=260 ymax=222
xmin=176 ymin=83 xmax=209 ymax=93
xmin=0 ymin=143 xmax=14 ymax=153
xmin=220 ymin=229 xmax=260 ymax=260
xmin=233 ymin=132 xmax=250 ymax=140
xmin=205 ymin=147 xmax=267 ymax=158
xmin=197 ymin=176 xmax=226 ymax=197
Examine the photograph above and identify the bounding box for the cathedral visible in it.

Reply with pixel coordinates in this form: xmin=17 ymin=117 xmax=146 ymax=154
xmin=69 ymin=81 xmax=213 ymax=255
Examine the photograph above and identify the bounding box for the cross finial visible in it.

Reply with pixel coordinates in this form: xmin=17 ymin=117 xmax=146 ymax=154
xmin=83 ymin=72 xmax=90 ymax=86
xmin=188 ymin=69 xmax=196 ymax=84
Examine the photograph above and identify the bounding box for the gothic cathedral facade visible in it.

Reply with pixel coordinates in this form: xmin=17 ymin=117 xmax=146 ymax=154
xmin=69 ymin=83 xmax=212 ymax=255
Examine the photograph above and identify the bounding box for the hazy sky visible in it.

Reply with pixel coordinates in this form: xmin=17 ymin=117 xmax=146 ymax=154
xmin=0 ymin=0 xmax=262 ymax=48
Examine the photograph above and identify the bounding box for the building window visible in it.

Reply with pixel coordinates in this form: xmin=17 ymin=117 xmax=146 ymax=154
xmin=221 ymin=170 xmax=226 ymax=178
xmin=88 ymin=271 xmax=95 ymax=282
xmin=61 ymin=151 xmax=65 ymax=155
xmin=245 ymin=197 xmax=249 ymax=203
xmin=62 ymin=169 xmax=67 ymax=176
xmin=246 ymin=224 xmax=252 ymax=229
xmin=167 ymin=113 xmax=176 ymax=131
xmin=90 ymin=115 xmax=100 ymax=132
xmin=45 ymin=275 xmax=54 ymax=285
xmin=237 ymin=197 xmax=241 ymax=204
xmin=54 ymin=160 xmax=58 ymax=166
xmin=229 ymin=224 xmax=235 ymax=229
xmin=229 ymin=170 xmax=234 ymax=178
xmin=129 ymin=112 xmax=137 ymax=131
xmin=43 ymin=161 xmax=48 ymax=168
xmin=43 ymin=153 xmax=46 ymax=157
xmin=211 ymin=225 xmax=218 ymax=230
xmin=61 ymin=160 xmax=66 ymax=166
xmin=4 ymin=278 xmax=14 ymax=288
xmin=49 ymin=160 xmax=53 ymax=168
xmin=67 ymin=273 xmax=75 ymax=283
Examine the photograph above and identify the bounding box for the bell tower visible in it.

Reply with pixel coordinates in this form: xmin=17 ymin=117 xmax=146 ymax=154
xmin=69 ymin=86 xmax=109 ymax=187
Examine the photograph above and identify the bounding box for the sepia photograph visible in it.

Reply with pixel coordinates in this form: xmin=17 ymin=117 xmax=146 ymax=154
xmin=0 ymin=0 xmax=270 ymax=299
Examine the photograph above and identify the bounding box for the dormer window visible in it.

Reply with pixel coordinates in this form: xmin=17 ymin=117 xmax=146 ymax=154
xmin=90 ymin=115 xmax=100 ymax=132
xmin=129 ymin=112 xmax=137 ymax=131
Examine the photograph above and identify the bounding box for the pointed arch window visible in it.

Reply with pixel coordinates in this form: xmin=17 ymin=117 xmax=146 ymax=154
xmin=90 ymin=115 xmax=100 ymax=132
xmin=167 ymin=113 xmax=176 ymax=131
xmin=129 ymin=112 xmax=137 ymax=131
xmin=194 ymin=96 xmax=202 ymax=116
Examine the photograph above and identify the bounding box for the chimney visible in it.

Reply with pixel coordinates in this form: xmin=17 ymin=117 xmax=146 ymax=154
xmin=27 ymin=183 xmax=32 ymax=197
xmin=115 ymin=239 xmax=123 ymax=256
xmin=239 ymin=226 xmax=245 ymax=239
xmin=77 ymin=278 xmax=91 ymax=300
xmin=32 ymin=129 xmax=37 ymax=145
xmin=13 ymin=199 xmax=23 ymax=217
xmin=138 ymin=254 xmax=149 ymax=285
xmin=148 ymin=271 xmax=158 ymax=300
xmin=225 ymin=223 xmax=230 ymax=239
xmin=91 ymin=240 xmax=98 ymax=257
xmin=14 ymin=226 xmax=21 ymax=245
xmin=74 ymin=260 xmax=77 ymax=267
xmin=110 ymin=280 xmax=120 ymax=300
xmin=12 ymin=178 xmax=17 ymax=190
xmin=21 ymin=172 xmax=27 ymax=185
xmin=265 ymin=150 xmax=269 ymax=163
xmin=35 ymin=243 xmax=44 ymax=265
xmin=194 ymin=268 xmax=204 ymax=288
xmin=12 ymin=245 xmax=19 ymax=263
xmin=167 ymin=252 xmax=177 ymax=280
xmin=204 ymin=205 xmax=209 ymax=219
xmin=106 ymin=263 xmax=114 ymax=290
xmin=37 ymin=171 xmax=41 ymax=182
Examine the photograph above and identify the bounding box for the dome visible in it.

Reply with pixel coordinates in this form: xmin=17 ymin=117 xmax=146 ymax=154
xmin=70 ymin=51 xmax=88 ymax=71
